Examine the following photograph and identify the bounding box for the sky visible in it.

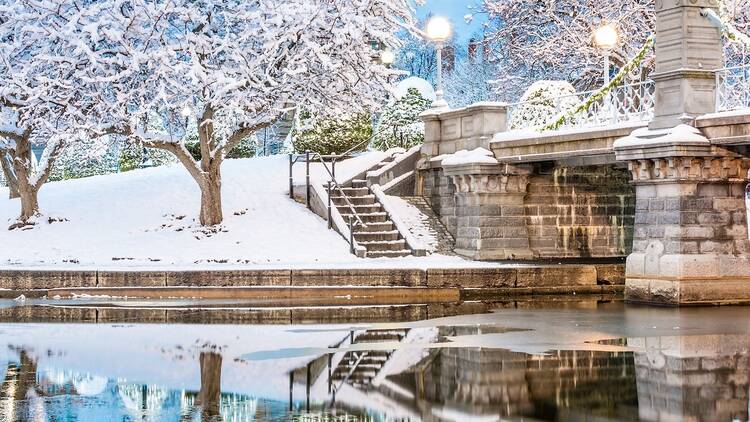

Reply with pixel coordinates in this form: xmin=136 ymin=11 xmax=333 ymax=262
xmin=416 ymin=0 xmax=487 ymax=42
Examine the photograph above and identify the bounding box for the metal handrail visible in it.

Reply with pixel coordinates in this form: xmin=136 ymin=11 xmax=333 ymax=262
xmin=288 ymin=151 xmax=364 ymax=227
xmin=289 ymin=148 xmax=370 ymax=256
xmin=309 ymin=151 xmax=365 ymax=228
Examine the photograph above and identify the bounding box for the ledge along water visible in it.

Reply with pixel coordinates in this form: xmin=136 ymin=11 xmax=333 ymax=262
xmin=0 ymin=262 xmax=626 ymax=304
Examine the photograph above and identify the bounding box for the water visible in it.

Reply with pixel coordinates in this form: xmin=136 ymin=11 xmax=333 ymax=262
xmin=1 ymin=297 xmax=750 ymax=421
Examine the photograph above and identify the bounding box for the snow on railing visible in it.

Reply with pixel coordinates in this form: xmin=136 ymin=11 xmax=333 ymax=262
xmin=507 ymin=80 xmax=655 ymax=132
xmin=716 ymin=64 xmax=750 ymax=112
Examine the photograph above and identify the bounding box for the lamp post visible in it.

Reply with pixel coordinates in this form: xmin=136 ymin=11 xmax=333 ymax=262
xmin=594 ymin=24 xmax=618 ymax=86
xmin=594 ymin=24 xmax=619 ymax=123
xmin=426 ymin=16 xmax=451 ymax=109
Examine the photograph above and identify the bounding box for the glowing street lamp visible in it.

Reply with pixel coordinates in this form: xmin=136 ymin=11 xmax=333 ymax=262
xmin=426 ymin=16 xmax=451 ymax=109
xmin=380 ymin=49 xmax=395 ymax=67
xmin=594 ymin=24 xmax=619 ymax=85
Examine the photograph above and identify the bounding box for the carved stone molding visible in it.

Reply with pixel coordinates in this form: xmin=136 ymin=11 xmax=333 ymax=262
xmin=655 ymin=0 xmax=718 ymax=11
xmin=627 ymin=156 xmax=750 ymax=182
xmin=451 ymin=173 xmax=529 ymax=194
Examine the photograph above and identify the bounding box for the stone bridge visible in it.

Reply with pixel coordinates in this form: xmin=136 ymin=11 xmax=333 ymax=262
xmin=417 ymin=0 xmax=750 ymax=306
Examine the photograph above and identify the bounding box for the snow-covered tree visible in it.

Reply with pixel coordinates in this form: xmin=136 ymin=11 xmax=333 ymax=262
xmin=0 ymin=2 xmax=75 ymax=227
xmin=31 ymin=0 xmax=415 ymax=226
xmin=510 ymin=81 xmax=578 ymax=129
xmin=477 ymin=0 xmax=750 ymax=100
xmin=443 ymin=49 xmax=497 ymax=108
xmin=477 ymin=0 xmax=654 ymax=97
xmin=119 ymin=140 xmax=178 ymax=173
xmin=372 ymin=88 xmax=431 ymax=150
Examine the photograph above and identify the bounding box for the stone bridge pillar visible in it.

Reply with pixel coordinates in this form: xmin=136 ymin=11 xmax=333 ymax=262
xmin=613 ymin=0 xmax=750 ymax=305
xmin=443 ymin=160 xmax=534 ymax=260
xmin=616 ymin=129 xmax=750 ymax=304
xmin=418 ymin=103 xmax=509 ymax=237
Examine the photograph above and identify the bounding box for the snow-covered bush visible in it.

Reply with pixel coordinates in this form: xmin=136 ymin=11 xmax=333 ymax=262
xmin=49 ymin=137 xmax=119 ymax=181
xmin=372 ymin=88 xmax=431 ymax=151
xmin=118 ymin=141 xmax=177 ymax=172
xmin=292 ymin=111 xmax=372 ymax=156
xmin=510 ymin=81 xmax=579 ymax=129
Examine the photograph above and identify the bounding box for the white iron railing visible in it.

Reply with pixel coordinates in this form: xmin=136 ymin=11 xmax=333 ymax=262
xmin=716 ymin=64 xmax=750 ymax=112
xmin=507 ymin=80 xmax=655 ymax=132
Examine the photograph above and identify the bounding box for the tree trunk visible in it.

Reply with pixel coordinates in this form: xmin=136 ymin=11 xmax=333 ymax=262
xmin=199 ymin=169 xmax=223 ymax=226
xmin=0 ymin=153 xmax=19 ymax=199
xmin=18 ymin=182 xmax=40 ymax=222
xmin=7 ymin=183 xmax=19 ymax=199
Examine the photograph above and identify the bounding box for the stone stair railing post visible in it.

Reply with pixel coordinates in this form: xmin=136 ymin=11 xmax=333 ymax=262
xmin=418 ymin=103 xmax=510 ymax=239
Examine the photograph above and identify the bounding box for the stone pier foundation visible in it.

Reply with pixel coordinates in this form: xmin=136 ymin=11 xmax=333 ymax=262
xmin=617 ymin=142 xmax=750 ymax=304
xmin=443 ymin=162 xmax=534 ymax=260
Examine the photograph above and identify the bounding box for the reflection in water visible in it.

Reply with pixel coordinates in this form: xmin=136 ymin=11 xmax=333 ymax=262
xmin=0 ymin=348 xmax=268 ymax=421
xmin=0 ymin=302 xmax=749 ymax=421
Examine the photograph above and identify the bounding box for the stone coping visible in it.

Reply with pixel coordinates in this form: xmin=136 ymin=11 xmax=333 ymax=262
xmin=0 ymin=265 xmax=624 ymax=297
xmin=490 ymin=122 xmax=644 ymax=163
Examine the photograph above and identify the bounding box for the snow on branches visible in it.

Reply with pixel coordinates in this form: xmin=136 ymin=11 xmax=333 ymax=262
xmin=0 ymin=1 xmax=78 ymax=224
xmin=16 ymin=0 xmax=416 ymax=226
xmin=478 ymin=0 xmax=750 ymax=101
xmin=479 ymin=0 xmax=655 ymax=99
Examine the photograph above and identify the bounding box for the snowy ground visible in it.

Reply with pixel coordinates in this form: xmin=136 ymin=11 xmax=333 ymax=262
xmin=0 ymin=154 xmax=481 ymax=269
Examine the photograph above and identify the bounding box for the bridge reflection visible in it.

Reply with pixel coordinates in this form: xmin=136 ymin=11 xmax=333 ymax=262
xmin=1 ymin=331 xmax=748 ymax=421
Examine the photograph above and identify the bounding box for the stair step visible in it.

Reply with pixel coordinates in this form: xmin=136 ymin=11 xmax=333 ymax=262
xmin=366 ymin=250 xmax=412 ymax=258
xmin=359 ymin=239 xmax=407 ymax=252
xmin=336 ymin=204 xmax=381 ymax=214
xmin=353 ymin=222 xmax=395 ymax=233
xmin=351 ymin=179 xmax=368 ymax=189
xmin=353 ymin=230 xmax=401 ymax=242
xmin=356 ymin=333 xmax=404 ymax=341
xmin=331 ymin=195 xmax=376 ymax=206
xmin=341 ymin=212 xmax=388 ymax=223
xmin=327 ymin=187 xmax=369 ymax=197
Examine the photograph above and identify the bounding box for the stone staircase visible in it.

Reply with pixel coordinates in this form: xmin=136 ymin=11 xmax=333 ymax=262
xmin=331 ymin=328 xmax=408 ymax=389
xmin=400 ymin=196 xmax=455 ymax=253
xmin=330 ymin=178 xmax=412 ymax=258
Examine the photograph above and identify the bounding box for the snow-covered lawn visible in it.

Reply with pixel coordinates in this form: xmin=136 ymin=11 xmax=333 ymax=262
xmin=0 ymin=154 xmax=475 ymax=269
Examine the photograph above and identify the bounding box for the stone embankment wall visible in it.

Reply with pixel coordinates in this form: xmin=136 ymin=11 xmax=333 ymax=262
xmin=525 ymin=165 xmax=634 ymax=258
xmin=417 ymin=164 xmax=635 ymax=259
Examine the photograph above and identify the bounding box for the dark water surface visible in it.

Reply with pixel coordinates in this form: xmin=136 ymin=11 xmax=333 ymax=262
xmin=1 ymin=297 xmax=750 ymax=421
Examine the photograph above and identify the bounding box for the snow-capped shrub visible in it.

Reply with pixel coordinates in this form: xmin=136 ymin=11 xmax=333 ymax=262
xmin=49 ymin=136 xmax=119 ymax=181
xmin=185 ymin=136 xmax=257 ymax=161
xmin=118 ymin=140 xmax=177 ymax=172
xmin=372 ymin=87 xmax=431 ymax=151
xmin=510 ymin=80 xmax=579 ymax=129
xmin=292 ymin=111 xmax=372 ymax=156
